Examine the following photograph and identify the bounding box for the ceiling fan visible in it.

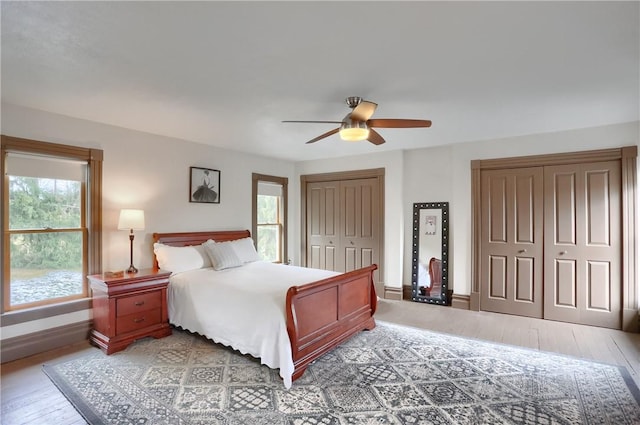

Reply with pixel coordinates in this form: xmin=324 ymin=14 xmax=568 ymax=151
xmin=282 ymin=96 xmax=432 ymax=145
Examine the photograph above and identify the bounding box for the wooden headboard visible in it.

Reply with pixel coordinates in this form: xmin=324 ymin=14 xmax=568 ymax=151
xmin=152 ymin=230 xmax=251 ymax=269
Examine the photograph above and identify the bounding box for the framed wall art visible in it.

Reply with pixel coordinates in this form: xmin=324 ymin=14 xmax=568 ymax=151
xmin=190 ymin=166 xmax=220 ymax=204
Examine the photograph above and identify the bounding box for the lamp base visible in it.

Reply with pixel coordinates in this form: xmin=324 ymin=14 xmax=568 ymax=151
xmin=126 ymin=265 xmax=139 ymax=274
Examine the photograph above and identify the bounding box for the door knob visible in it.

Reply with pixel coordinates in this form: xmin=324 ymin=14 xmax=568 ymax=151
xmin=518 ymin=249 xmax=527 ymax=253
xmin=560 ymin=251 xmax=567 ymax=255
xmin=350 ymin=241 xmax=354 ymax=245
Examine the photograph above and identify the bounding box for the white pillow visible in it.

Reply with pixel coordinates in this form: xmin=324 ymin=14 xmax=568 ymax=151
xmin=230 ymin=237 xmax=261 ymax=263
xmin=203 ymin=240 xmax=243 ymax=270
xmin=153 ymin=243 xmax=211 ymax=273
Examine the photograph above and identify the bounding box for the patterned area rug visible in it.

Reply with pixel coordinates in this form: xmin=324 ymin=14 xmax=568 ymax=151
xmin=43 ymin=321 xmax=640 ymax=424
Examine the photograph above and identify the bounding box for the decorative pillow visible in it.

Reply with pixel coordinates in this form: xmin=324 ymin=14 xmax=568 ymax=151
xmin=230 ymin=237 xmax=261 ymax=263
xmin=153 ymin=243 xmax=211 ymax=273
xmin=203 ymin=240 xmax=243 ymax=270
xmin=194 ymin=244 xmax=212 ymax=268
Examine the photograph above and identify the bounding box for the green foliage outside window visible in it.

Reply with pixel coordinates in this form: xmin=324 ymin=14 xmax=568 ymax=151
xmin=257 ymin=226 xmax=278 ymax=262
xmin=9 ymin=176 xmax=82 ymax=269
xmin=257 ymin=195 xmax=277 ymax=223
xmin=257 ymin=195 xmax=280 ymax=262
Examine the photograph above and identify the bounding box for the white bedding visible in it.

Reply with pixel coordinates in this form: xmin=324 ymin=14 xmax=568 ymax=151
xmin=167 ymin=261 xmax=339 ymax=388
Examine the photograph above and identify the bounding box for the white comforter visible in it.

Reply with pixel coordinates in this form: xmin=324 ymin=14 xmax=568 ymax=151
xmin=167 ymin=261 xmax=339 ymax=388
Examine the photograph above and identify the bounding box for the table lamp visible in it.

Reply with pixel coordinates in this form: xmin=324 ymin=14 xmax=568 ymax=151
xmin=118 ymin=209 xmax=145 ymax=273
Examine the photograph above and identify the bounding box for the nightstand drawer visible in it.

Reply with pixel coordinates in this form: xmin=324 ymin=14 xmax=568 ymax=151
xmin=117 ymin=291 xmax=162 ymax=316
xmin=117 ymin=308 xmax=161 ymax=334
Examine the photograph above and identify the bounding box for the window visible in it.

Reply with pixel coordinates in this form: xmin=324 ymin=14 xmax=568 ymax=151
xmin=1 ymin=136 xmax=102 ymax=313
xmin=252 ymin=174 xmax=287 ymax=263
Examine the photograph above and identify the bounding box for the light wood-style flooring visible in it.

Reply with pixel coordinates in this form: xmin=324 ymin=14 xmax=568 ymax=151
xmin=2 ymin=299 xmax=639 ymax=424
xmin=375 ymin=300 xmax=640 ymax=387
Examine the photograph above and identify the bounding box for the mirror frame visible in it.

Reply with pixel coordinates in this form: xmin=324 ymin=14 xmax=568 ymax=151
xmin=411 ymin=202 xmax=449 ymax=305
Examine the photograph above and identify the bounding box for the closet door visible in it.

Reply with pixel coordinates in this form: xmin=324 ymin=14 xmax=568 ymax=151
xmin=341 ymin=178 xmax=380 ymax=272
xmin=306 ymin=181 xmax=342 ymax=271
xmin=544 ymin=161 xmax=621 ymax=328
xmin=305 ymin=175 xmax=382 ymax=278
xmin=480 ymin=167 xmax=544 ymax=318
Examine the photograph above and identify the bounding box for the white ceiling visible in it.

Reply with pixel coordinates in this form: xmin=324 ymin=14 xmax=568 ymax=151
xmin=2 ymin=1 xmax=638 ymax=162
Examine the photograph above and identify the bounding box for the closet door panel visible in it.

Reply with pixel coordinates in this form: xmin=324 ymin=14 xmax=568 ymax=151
xmin=306 ymin=181 xmax=342 ymax=272
xmin=343 ymin=185 xmax=357 ymax=238
xmin=553 ymin=173 xmax=577 ymax=245
xmin=489 ymin=255 xmax=508 ymax=299
xmin=515 ymin=257 xmax=535 ymax=302
xmin=515 ymin=175 xmax=536 ymax=244
xmin=345 ymin=247 xmax=356 ymax=271
xmin=480 ymin=168 xmax=544 ymax=318
xmin=554 ymin=259 xmax=577 ymax=308
xmin=586 ymin=170 xmax=611 ymax=246
xmin=489 ymin=175 xmax=508 ymax=243
xmin=325 ymin=246 xmax=337 ymax=271
xmin=587 ymin=261 xmax=611 ymax=311
xmin=309 ymin=245 xmax=321 ymax=269
xmin=544 ymin=161 xmax=621 ymax=328
xmin=340 ymin=178 xmax=380 ymax=273
xmin=361 ymin=248 xmax=374 ymax=268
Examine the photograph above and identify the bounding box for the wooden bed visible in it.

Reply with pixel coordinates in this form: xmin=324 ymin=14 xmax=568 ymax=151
xmin=152 ymin=229 xmax=378 ymax=382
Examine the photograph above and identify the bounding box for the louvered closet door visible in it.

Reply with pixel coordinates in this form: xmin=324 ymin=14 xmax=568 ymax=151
xmin=544 ymin=161 xmax=621 ymax=328
xmin=340 ymin=178 xmax=380 ymax=273
xmin=480 ymin=167 xmax=544 ymax=318
xmin=306 ymin=181 xmax=342 ymax=271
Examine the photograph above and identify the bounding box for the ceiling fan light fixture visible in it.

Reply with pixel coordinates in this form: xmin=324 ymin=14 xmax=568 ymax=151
xmin=339 ymin=119 xmax=369 ymax=142
xmin=283 ymin=97 xmax=430 ymax=145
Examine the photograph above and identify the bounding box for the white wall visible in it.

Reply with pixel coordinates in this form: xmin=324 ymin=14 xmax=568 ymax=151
xmin=2 ymin=102 xmax=637 ymax=339
xmin=402 ymin=121 xmax=640 ymax=297
xmin=1 ymin=103 xmax=296 ymax=338
xmin=291 ymin=121 xmax=640 ymax=297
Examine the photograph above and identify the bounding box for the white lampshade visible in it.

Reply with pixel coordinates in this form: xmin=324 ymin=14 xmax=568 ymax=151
xmin=118 ymin=209 xmax=145 ymax=231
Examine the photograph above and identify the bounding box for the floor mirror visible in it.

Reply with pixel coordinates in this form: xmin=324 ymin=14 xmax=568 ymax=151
xmin=411 ymin=202 xmax=449 ymax=305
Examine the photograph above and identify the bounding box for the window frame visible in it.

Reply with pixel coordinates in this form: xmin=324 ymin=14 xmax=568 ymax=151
xmin=1 ymin=135 xmax=102 ymax=317
xmin=252 ymin=173 xmax=288 ymax=264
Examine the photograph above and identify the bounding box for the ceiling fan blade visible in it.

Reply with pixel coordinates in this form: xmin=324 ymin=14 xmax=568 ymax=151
xmin=305 ymin=128 xmax=340 ymax=144
xmin=351 ymin=101 xmax=378 ymax=121
xmin=367 ymin=129 xmax=386 ymax=145
xmin=282 ymin=120 xmax=342 ymax=124
xmin=368 ymin=118 xmax=432 ymax=128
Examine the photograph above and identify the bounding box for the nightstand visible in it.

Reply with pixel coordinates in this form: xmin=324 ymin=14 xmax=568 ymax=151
xmin=88 ymin=268 xmax=172 ymax=354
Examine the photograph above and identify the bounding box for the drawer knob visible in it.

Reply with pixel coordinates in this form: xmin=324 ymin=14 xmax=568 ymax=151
xmin=133 ymin=318 xmax=145 ymax=323
xmin=135 ymin=301 xmax=145 ymax=306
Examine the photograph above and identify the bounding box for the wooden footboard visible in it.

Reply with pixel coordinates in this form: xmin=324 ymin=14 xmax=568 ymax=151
xmin=286 ymin=264 xmax=378 ymax=381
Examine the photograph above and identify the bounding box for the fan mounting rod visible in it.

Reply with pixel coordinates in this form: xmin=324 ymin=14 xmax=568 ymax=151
xmin=345 ymin=96 xmax=363 ymax=109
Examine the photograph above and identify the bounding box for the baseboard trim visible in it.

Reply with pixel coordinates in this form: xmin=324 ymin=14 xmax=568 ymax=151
xmin=1 ymin=320 xmax=92 ymax=363
xmin=622 ymin=308 xmax=639 ymax=333
xmin=470 ymin=291 xmax=481 ymax=311
xmin=384 ymin=286 xmax=403 ymax=300
xmin=401 ymin=285 xmax=412 ymax=300
xmin=451 ymin=294 xmax=471 ymax=310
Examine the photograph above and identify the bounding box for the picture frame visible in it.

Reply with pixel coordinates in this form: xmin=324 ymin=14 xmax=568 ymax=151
xmin=425 ymin=215 xmax=437 ymax=235
xmin=189 ymin=167 xmax=220 ymax=204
